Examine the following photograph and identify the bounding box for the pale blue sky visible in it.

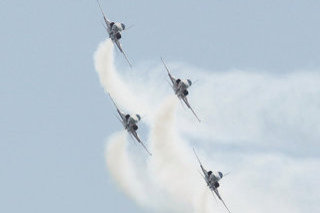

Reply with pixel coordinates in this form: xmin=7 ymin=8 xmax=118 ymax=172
xmin=1 ymin=0 xmax=320 ymax=212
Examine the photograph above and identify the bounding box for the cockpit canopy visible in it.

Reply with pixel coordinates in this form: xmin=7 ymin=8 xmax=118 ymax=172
xmin=135 ymin=114 xmax=141 ymax=121
xmin=218 ymin=171 xmax=223 ymax=179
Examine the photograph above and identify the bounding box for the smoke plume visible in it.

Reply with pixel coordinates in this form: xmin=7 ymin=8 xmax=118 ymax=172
xmin=94 ymin=38 xmax=320 ymax=213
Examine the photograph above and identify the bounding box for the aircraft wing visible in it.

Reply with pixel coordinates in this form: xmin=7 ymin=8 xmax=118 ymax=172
xmin=97 ymin=0 xmax=112 ymax=29
xmin=182 ymin=97 xmax=201 ymax=122
xmin=108 ymin=93 xmax=126 ymax=122
xmin=116 ymin=108 xmax=125 ymax=123
xmin=161 ymin=58 xmax=176 ymax=86
xmin=193 ymin=148 xmax=208 ymax=178
xmin=213 ymin=188 xmax=222 ymax=201
xmin=115 ymin=39 xmax=132 ymax=67
xmin=212 ymin=188 xmax=231 ymax=213
xmin=131 ymin=131 xmax=152 ymax=156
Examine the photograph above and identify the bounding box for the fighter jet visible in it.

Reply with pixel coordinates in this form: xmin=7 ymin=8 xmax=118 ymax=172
xmin=97 ymin=0 xmax=132 ymax=67
xmin=108 ymin=94 xmax=151 ymax=156
xmin=161 ymin=58 xmax=200 ymax=122
xmin=193 ymin=148 xmax=231 ymax=213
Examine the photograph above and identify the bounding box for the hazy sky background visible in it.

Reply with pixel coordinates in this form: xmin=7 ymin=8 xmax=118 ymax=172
xmin=1 ymin=0 xmax=320 ymax=212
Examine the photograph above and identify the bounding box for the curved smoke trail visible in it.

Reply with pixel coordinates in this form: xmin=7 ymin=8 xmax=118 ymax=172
xmin=94 ymin=38 xmax=149 ymax=115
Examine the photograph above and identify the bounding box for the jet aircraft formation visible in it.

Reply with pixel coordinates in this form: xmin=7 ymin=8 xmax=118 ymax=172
xmin=97 ymin=1 xmax=231 ymax=212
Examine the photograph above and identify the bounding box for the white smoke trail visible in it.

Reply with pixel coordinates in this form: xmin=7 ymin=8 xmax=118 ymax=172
xmin=94 ymin=38 xmax=149 ymax=115
xmin=95 ymin=39 xmax=320 ymax=212
xmin=149 ymin=96 xmax=193 ymax=212
xmin=148 ymin=96 xmax=215 ymax=213
xmin=105 ymin=131 xmax=149 ymax=207
xmin=95 ymin=39 xmax=178 ymax=212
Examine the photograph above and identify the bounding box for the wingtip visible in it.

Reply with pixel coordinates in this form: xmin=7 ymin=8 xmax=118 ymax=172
xmin=160 ymin=57 xmax=168 ymax=66
xmin=97 ymin=0 xmax=103 ymax=13
xmin=145 ymin=148 xmax=152 ymax=156
xmin=122 ymin=52 xmax=132 ymax=68
xmin=193 ymin=147 xmax=199 ymax=159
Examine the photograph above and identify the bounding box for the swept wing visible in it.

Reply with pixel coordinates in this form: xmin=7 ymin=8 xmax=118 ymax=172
xmin=97 ymin=0 xmax=111 ymax=30
xmin=131 ymin=131 xmax=152 ymax=156
xmin=182 ymin=97 xmax=201 ymax=122
xmin=161 ymin=57 xmax=176 ymax=85
xmin=115 ymin=39 xmax=132 ymax=67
